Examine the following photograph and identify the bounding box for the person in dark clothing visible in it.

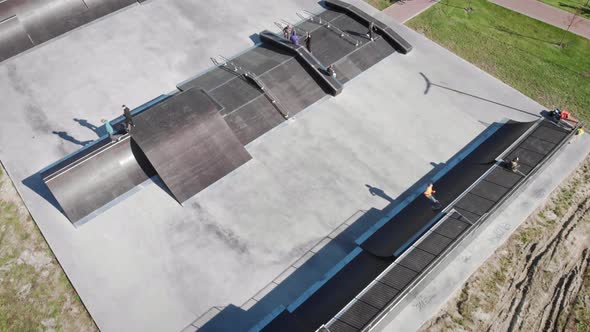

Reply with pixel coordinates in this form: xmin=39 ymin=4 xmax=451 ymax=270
xmin=122 ymin=105 xmax=134 ymax=132
xmin=327 ymin=64 xmax=336 ymax=78
xmin=510 ymin=157 xmax=520 ymax=173
xmin=366 ymin=21 xmax=375 ymax=41
xmin=305 ymin=32 xmax=312 ymax=53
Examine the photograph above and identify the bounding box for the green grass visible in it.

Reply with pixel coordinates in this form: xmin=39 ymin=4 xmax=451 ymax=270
xmin=407 ymin=0 xmax=590 ymax=122
xmin=0 ymin=165 xmax=98 ymax=332
xmin=367 ymin=0 xmax=397 ymax=10
xmin=538 ymin=0 xmax=590 ymax=20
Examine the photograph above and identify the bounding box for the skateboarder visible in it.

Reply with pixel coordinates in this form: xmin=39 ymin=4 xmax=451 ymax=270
xmin=305 ymin=32 xmax=312 ymax=53
xmin=424 ymin=183 xmax=441 ymax=209
xmin=549 ymin=108 xmax=570 ymax=122
xmin=290 ymin=30 xmax=299 ymax=45
xmin=327 ymin=64 xmax=336 ymax=78
xmin=122 ymin=105 xmax=134 ymax=132
xmin=510 ymin=157 xmax=520 ymax=173
xmin=102 ymin=119 xmax=115 ymax=141
xmin=366 ymin=21 xmax=375 ymax=41
xmin=283 ymin=25 xmax=293 ymax=39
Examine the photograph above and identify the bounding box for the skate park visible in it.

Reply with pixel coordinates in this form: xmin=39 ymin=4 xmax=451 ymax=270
xmin=0 ymin=0 xmax=588 ymax=331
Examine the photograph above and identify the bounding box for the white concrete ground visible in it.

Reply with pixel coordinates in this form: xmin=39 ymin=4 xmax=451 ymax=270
xmin=0 ymin=0 xmax=587 ymax=331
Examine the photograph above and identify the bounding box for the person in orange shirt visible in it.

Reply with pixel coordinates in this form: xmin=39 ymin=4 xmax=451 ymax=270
xmin=424 ymin=183 xmax=441 ymax=209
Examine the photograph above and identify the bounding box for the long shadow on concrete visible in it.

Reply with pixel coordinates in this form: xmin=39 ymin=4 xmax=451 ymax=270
xmin=419 ymin=72 xmax=539 ymax=117
xmin=51 ymin=131 xmax=93 ymax=147
xmin=73 ymin=118 xmax=107 ymax=137
xmin=195 ymin=121 xmax=504 ymax=332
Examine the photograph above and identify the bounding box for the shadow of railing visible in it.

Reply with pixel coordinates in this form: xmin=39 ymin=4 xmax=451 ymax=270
xmin=419 ymin=72 xmax=540 ymax=117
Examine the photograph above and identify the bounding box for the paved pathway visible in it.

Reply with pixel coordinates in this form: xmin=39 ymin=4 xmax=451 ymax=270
xmin=383 ymin=0 xmax=438 ymax=23
xmin=488 ymin=0 xmax=590 ymax=39
xmin=382 ymin=0 xmax=590 ymax=40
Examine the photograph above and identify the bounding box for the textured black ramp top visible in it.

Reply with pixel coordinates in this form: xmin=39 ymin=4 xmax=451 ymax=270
xmin=0 ymin=16 xmax=34 ymax=62
xmin=360 ymin=121 xmax=536 ymax=257
xmin=131 ymin=88 xmax=251 ymax=203
xmin=290 ymin=251 xmax=391 ymax=331
xmin=0 ymin=0 xmax=137 ymax=62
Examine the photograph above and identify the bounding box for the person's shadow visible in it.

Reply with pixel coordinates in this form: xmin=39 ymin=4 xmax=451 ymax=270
xmin=51 ymin=131 xmax=93 ymax=146
xmin=73 ymin=118 xmax=106 ymax=137
xmin=365 ymin=184 xmax=395 ymax=203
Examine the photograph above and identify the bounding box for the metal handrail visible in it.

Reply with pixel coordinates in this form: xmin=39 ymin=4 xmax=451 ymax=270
xmin=296 ymin=11 xmax=360 ymax=47
xmin=245 ymin=73 xmax=290 ymax=119
xmin=280 ymin=19 xmax=309 ymax=36
xmin=211 ymin=55 xmax=289 ymax=119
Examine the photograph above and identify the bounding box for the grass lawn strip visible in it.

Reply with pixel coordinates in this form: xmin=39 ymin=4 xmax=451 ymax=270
xmin=406 ymin=0 xmax=590 ymax=123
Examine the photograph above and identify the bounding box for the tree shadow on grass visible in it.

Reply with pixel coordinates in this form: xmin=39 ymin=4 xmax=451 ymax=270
xmin=558 ymin=2 xmax=590 ymax=17
xmin=437 ymin=1 xmax=466 ymax=10
xmin=451 ymin=25 xmax=585 ymax=77
xmin=494 ymin=25 xmax=557 ymax=45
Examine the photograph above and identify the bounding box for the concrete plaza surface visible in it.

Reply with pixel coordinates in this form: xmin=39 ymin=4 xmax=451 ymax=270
xmin=0 ymin=0 xmax=587 ymax=331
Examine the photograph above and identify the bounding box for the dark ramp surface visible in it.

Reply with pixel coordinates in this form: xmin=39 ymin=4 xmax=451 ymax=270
xmin=258 ymin=310 xmax=307 ymax=332
xmin=334 ymin=36 xmax=394 ymax=84
xmin=43 ymin=136 xmax=153 ymax=222
xmin=224 ymin=95 xmax=285 ymax=145
xmin=304 ymin=21 xmax=358 ymax=66
xmin=210 ymin=77 xmax=263 ymax=116
xmin=360 ymin=121 xmax=535 ymax=258
xmin=0 ymin=0 xmax=139 ymax=62
xmin=259 ymin=57 xmax=327 ymax=116
xmin=505 ymin=121 xmax=569 ymax=175
xmin=324 ymin=213 xmax=473 ymax=332
xmin=131 ymin=88 xmax=251 ymax=203
xmin=0 ymin=16 xmax=34 ymax=61
xmin=287 ymin=251 xmax=391 ymax=331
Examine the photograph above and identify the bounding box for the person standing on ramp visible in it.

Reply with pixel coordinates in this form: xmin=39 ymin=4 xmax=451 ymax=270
xmin=424 ymin=183 xmax=441 ymax=209
xmin=122 ymin=105 xmax=134 ymax=132
xmin=366 ymin=21 xmax=375 ymax=41
xmin=305 ymin=32 xmax=312 ymax=53
xmin=102 ymin=119 xmax=115 ymax=141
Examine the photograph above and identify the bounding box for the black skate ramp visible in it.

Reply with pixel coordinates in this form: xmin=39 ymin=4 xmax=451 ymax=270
xmin=359 ymin=120 xmax=536 ymax=258
xmin=41 ymin=135 xmax=154 ymax=223
xmin=288 ymin=249 xmax=392 ymax=331
xmin=0 ymin=0 xmax=139 ymax=63
xmin=130 ymin=88 xmax=252 ymax=203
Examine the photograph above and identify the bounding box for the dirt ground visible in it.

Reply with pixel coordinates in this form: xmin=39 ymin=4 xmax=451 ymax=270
xmin=419 ymin=154 xmax=590 ymax=332
xmin=0 ymin=162 xmax=98 ymax=332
